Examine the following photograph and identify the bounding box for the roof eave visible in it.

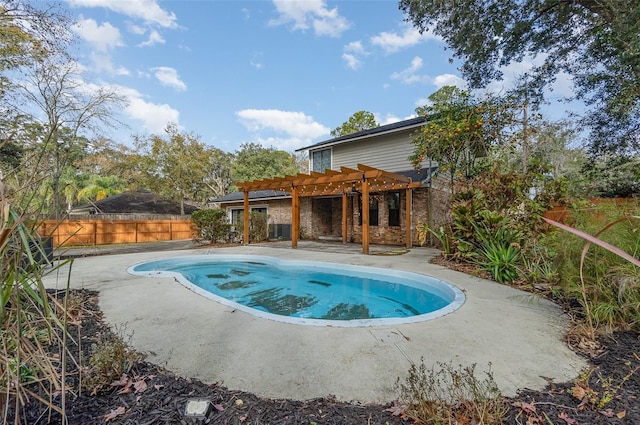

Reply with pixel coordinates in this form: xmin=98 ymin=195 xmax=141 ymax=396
xmin=295 ymin=118 xmax=427 ymax=152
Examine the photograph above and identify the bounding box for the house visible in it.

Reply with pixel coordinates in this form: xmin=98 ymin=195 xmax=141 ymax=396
xmin=70 ymin=189 xmax=200 ymax=216
xmin=210 ymin=116 xmax=449 ymax=253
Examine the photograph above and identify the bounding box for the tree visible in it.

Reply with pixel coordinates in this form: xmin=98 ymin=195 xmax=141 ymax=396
xmin=133 ymin=124 xmax=231 ymax=214
xmin=410 ymin=86 xmax=504 ymax=190
xmin=15 ymin=58 xmax=126 ymax=217
xmin=231 ymin=142 xmax=299 ymax=184
xmin=330 ymin=110 xmax=379 ymax=137
xmin=400 ymin=0 xmax=640 ymax=154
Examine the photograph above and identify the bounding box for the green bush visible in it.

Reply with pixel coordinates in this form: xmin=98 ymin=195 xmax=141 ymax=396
xmin=191 ymin=208 xmax=230 ymax=243
xmin=232 ymin=211 xmax=269 ymax=242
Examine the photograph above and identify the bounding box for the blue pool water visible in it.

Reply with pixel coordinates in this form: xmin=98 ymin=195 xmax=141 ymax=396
xmin=128 ymin=255 xmax=465 ymax=326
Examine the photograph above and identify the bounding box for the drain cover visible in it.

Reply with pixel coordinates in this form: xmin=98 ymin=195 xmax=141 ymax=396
xmin=370 ymin=328 xmax=408 ymax=343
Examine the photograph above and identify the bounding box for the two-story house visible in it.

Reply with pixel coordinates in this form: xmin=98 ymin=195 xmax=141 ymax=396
xmin=210 ymin=116 xmax=449 ymax=252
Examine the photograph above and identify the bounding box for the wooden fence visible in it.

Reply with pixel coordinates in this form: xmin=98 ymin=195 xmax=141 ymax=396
xmin=544 ymin=198 xmax=639 ymax=224
xmin=38 ymin=217 xmax=194 ymax=247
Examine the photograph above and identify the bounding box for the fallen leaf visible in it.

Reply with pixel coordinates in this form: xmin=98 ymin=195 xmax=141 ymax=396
xmin=116 ymin=387 xmax=131 ymax=395
xmin=512 ymin=401 xmax=537 ymax=414
xmin=235 ymin=399 xmax=244 ymax=407
xmin=558 ymin=411 xmax=577 ymax=425
xmin=570 ymin=383 xmax=586 ymax=400
xmin=133 ymin=379 xmax=147 ymax=393
xmin=111 ymin=374 xmax=130 ymax=388
xmin=385 ymin=402 xmax=406 ymax=416
xmin=599 ymin=409 xmax=614 ymax=418
xmin=154 ymin=384 xmax=164 ymax=391
xmin=239 ymin=415 xmax=247 ymax=422
xmin=617 ymin=410 xmax=626 ymax=419
xmin=104 ymin=406 xmax=125 ymax=422
xmin=213 ymin=403 xmax=224 ymax=412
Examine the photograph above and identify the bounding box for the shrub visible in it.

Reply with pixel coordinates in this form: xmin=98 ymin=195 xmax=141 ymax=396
xmin=191 ymin=208 xmax=230 ymax=243
xmin=82 ymin=326 xmax=146 ymax=395
xmin=234 ymin=211 xmax=269 ymax=242
xmin=395 ymin=359 xmax=507 ymax=424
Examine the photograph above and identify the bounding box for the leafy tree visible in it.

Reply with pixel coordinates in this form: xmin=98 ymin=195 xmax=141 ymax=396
xmin=330 ymin=110 xmax=379 ymax=137
xmin=231 ymin=142 xmax=299 ymax=184
xmin=134 ymin=124 xmax=231 ymax=214
xmin=410 ymin=86 xmax=504 ymax=190
xmin=76 ymin=174 xmax=128 ymax=204
xmin=400 ymin=0 xmax=640 ymax=154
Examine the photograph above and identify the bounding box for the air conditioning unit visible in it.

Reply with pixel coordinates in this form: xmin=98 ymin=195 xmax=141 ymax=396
xmin=268 ymin=223 xmax=291 ymax=240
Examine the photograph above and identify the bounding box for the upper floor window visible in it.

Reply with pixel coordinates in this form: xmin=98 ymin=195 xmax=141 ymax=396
xmin=312 ymin=148 xmax=331 ymax=172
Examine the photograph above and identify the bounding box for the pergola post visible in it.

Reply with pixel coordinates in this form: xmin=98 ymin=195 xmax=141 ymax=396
xmin=291 ymin=186 xmax=299 ymax=248
xmin=342 ymin=191 xmax=348 ymax=244
xmin=361 ymin=179 xmax=369 ymax=255
xmin=243 ymin=190 xmax=250 ymax=244
xmin=405 ymin=188 xmax=413 ymax=248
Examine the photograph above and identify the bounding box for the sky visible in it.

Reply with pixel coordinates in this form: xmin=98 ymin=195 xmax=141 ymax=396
xmin=60 ymin=0 xmax=578 ymax=154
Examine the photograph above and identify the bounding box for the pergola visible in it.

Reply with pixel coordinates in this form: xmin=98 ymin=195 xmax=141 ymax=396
xmin=236 ymin=164 xmax=421 ymax=254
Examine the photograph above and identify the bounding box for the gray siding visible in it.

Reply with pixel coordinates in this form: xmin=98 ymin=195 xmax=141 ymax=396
xmin=330 ymin=129 xmax=425 ymax=172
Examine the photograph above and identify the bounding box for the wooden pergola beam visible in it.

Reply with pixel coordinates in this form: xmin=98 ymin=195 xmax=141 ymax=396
xmin=235 ymin=164 xmax=420 ymax=252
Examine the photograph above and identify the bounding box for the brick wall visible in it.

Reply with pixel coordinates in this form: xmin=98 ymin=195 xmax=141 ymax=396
xmin=222 ymin=187 xmax=451 ymax=246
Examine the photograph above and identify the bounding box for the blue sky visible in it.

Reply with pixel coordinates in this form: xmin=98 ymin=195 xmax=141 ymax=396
xmin=63 ymin=0 xmax=577 ymax=154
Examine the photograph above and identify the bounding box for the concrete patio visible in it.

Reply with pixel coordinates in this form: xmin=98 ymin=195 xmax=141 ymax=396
xmin=43 ymin=241 xmax=586 ymax=404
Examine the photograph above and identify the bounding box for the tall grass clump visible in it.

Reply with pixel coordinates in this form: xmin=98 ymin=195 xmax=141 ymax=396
xmin=545 ymin=199 xmax=640 ymax=334
xmin=0 ymin=182 xmax=74 ymax=423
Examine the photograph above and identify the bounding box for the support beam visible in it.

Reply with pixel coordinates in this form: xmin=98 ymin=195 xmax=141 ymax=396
xmin=342 ymin=192 xmax=348 ymax=244
xmin=291 ymin=186 xmax=299 ymax=248
xmin=406 ymin=188 xmax=413 ymax=249
xmin=243 ymin=191 xmax=250 ymax=244
xmin=362 ymin=179 xmax=369 ymax=255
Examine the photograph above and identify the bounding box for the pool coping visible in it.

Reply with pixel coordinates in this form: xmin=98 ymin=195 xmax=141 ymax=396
xmin=127 ymin=254 xmax=466 ymax=327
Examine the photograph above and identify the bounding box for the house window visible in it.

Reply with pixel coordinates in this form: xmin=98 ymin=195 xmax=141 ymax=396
xmin=312 ymin=148 xmax=331 ymax=172
xmin=359 ymin=197 xmax=379 ymax=227
xmin=388 ymin=192 xmax=400 ymax=227
xmin=230 ymin=206 xmax=267 ymax=224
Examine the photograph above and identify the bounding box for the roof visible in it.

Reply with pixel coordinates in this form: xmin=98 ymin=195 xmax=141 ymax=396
xmin=296 ymin=116 xmax=427 ymax=152
xmin=71 ymin=190 xmax=199 ymax=215
xmin=237 ymin=164 xmax=421 ymax=197
xmin=209 ymin=190 xmax=291 ymax=203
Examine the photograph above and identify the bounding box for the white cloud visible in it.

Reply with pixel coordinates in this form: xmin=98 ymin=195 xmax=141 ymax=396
xmin=250 ymin=52 xmax=265 ymax=69
xmin=375 ymin=113 xmax=401 ymax=125
xmin=138 ymin=29 xmax=165 ymax=47
xmin=236 ymin=109 xmax=330 ymax=150
xmin=342 ymin=53 xmax=361 ymax=70
xmin=269 ymin=0 xmax=350 ymax=38
xmin=432 ymin=73 xmax=467 ymax=89
xmin=391 ymin=56 xmax=429 ymax=84
xmin=66 ymin=0 xmax=178 ymax=28
xmin=72 ymin=18 xmax=123 ymax=52
xmin=90 ymin=52 xmax=130 ymax=75
xmin=151 ymin=67 xmax=187 ymax=91
xmin=342 ymin=41 xmax=368 ymax=70
xmin=344 ymin=40 xmax=365 ymax=55
xmin=118 ymin=86 xmax=180 ymax=132
xmin=371 ymin=25 xmax=438 ymax=53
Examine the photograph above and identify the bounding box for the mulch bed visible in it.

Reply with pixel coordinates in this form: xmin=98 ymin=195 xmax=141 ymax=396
xmin=6 ymin=287 xmax=640 ymax=424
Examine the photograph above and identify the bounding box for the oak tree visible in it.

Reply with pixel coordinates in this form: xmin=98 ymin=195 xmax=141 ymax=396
xmin=400 ymin=0 xmax=640 ymax=154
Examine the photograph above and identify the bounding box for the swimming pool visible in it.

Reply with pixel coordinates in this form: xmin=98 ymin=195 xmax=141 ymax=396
xmin=128 ymin=255 xmax=465 ymax=327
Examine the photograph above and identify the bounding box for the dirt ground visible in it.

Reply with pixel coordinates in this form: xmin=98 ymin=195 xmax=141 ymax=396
xmin=4 ymin=287 xmax=637 ymax=425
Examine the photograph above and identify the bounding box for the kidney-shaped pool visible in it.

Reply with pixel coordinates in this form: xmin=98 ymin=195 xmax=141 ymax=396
xmin=128 ymin=255 xmax=465 ymax=327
